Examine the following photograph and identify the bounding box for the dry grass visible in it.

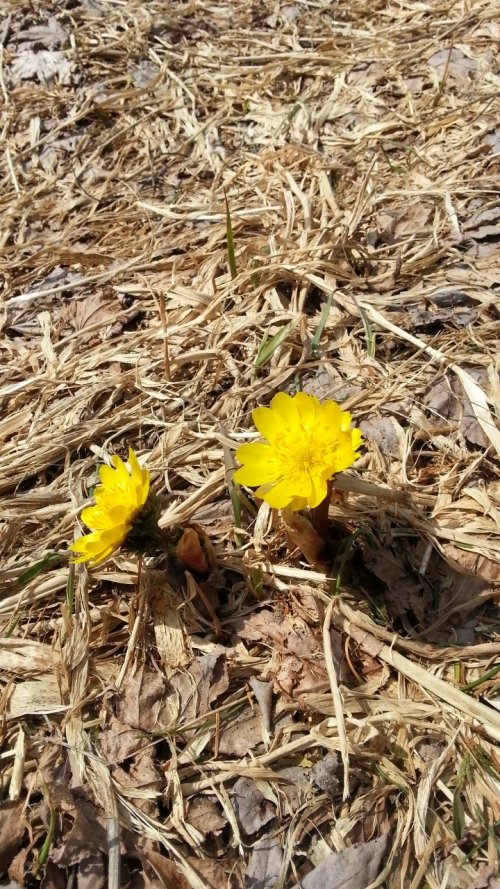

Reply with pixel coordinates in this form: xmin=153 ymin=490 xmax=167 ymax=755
xmin=1 ymin=0 xmax=500 ymax=886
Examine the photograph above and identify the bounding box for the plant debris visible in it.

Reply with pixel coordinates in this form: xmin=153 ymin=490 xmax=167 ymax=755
xmin=1 ymin=0 xmax=500 ymax=886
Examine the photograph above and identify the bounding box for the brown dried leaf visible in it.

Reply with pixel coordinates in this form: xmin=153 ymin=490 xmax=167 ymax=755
xmin=0 ymin=801 xmax=25 ymax=875
xmin=363 ymin=546 xmax=424 ymax=622
xmin=423 ymin=369 xmax=490 ymax=448
xmin=116 ymin=665 xmax=170 ymax=733
xmin=249 ymin=677 xmax=273 ymax=733
xmin=186 ymin=797 xmax=227 ymax=837
xmin=191 ymin=646 xmax=229 ymax=711
xmin=76 ymin=855 xmax=107 ymax=889
xmin=99 ymin=713 xmax=150 ymax=763
xmin=62 ymin=290 xmax=124 ymax=334
xmin=217 ymin=709 xmax=263 ymax=757
xmin=443 ymin=544 xmax=500 ymax=584
xmin=290 ymin=833 xmax=387 ymax=889
xmin=230 ymin=777 xmax=275 ymax=835
xmin=40 ymin=862 xmax=67 ymax=889
xmin=427 ymin=48 xmax=478 ymax=80
xmin=144 ymin=849 xmax=191 ymax=889
xmin=310 ymin=752 xmax=340 ymax=798
xmin=186 ymin=857 xmax=243 ymax=889
xmin=359 ymin=415 xmax=405 ymax=458
xmin=50 ymin=804 xmax=107 ymax=866
xmin=245 ymin=836 xmax=283 ymax=889
xmin=463 ymin=205 xmax=500 ymax=241
xmin=235 ymin=609 xmax=334 ymax=696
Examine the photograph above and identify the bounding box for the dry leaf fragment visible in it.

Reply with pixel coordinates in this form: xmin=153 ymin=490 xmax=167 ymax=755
xmin=427 ymin=48 xmax=478 ymax=80
xmin=190 ymin=646 xmax=229 ymax=713
xmin=462 ymin=205 xmax=500 ymax=240
xmin=359 ymin=415 xmax=405 ymax=458
xmin=245 ymin=836 xmax=283 ymax=889
xmin=186 ymin=857 xmax=243 ymax=889
xmin=310 ymin=752 xmax=340 ymax=798
xmin=140 ymin=847 xmax=191 ymax=889
xmin=186 ymin=797 xmax=227 ymax=837
xmin=290 ymin=833 xmax=388 ymax=889
xmin=50 ymin=814 xmax=106 ymax=866
xmin=115 ymin=666 xmax=169 ymax=733
xmin=217 ymin=710 xmax=263 ymax=757
xmin=10 ymin=49 xmax=74 ymax=85
xmin=0 ymin=801 xmax=25 ymax=874
xmin=423 ymin=368 xmax=491 ymax=449
xmin=62 ymin=290 xmax=125 ymax=334
xmin=249 ymin=677 xmax=273 ymax=733
xmin=230 ymin=777 xmax=275 ymax=835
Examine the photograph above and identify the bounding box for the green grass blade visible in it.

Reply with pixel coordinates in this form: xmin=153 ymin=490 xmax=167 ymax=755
xmin=224 ymin=191 xmax=238 ymax=280
xmin=254 ymin=322 xmax=292 ymax=367
xmin=311 ymin=294 xmax=333 ymax=352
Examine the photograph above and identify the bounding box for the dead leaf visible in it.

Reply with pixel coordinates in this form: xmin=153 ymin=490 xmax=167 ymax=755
xmin=427 ymin=47 xmax=478 ymax=80
xmin=303 ymin=368 xmax=362 ymax=404
xmin=310 ymin=752 xmax=340 ymax=798
xmin=217 ymin=710 xmax=263 ymax=757
xmin=234 ymin=609 xmax=333 ymax=697
xmin=462 ymin=204 xmax=500 ymax=241
xmin=186 ymin=797 xmax=227 ymax=837
xmin=275 ymin=766 xmax=310 ymax=812
xmin=115 ymin=665 xmax=170 ymax=733
xmin=75 ymin=855 xmax=107 ymax=889
xmin=99 ymin=713 xmax=150 ymax=764
xmin=40 ymin=862 xmax=67 ymax=889
xmin=190 ymin=646 xmax=229 ymax=713
xmin=143 ymin=848 xmax=191 ymax=889
xmin=112 ymin=750 xmax=162 ymax=816
xmin=290 ymin=833 xmax=387 ymax=889
xmin=230 ymin=777 xmax=275 ymax=835
xmin=443 ymin=543 xmax=500 ymax=584
xmin=466 ymin=866 xmax=500 ymax=889
xmin=423 ymin=368 xmax=491 ymax=448
xmin=249 ymin=677 xmax=273 ymax=733
xmin=245 ymin=836 xmax=283 ymax=889
xmin=369 ymin=202 xmax=433 ymax=246
xmin=186 ymin=857 xmax=243 ymax=889
xmin=363 ymin=546 xmax=425 ymax=623
xmin=61 ymin=289 xmax=126 ymax=335
xmin=10 ymin=49 xmax=74 ymax=85
xmin=0 ymin=801 xmax=25 ymax=874
xmin=481 ymin=128 xmax=500 ymax=155
xmin=50 ymin=804 xmax=107 ymax=866
xmin=359 ymin=415 xmax=405 ymax=458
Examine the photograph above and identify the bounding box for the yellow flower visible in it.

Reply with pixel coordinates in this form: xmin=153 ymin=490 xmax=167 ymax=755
xmin=233 ymin=392 xmax=362 ymax=511
xmin=70 ymin=448 xmax=150 ymax=566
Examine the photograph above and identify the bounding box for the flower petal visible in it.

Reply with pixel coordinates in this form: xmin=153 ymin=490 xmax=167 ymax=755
xmin=233 ymin=443 xmax=280 ymax=486
xmin=251 ymin=406 xmax=278 ymax=443
xmin=256 ymin=478 xmax=297 ymax=509
xmin=294 ymin=391 xmax=319 ymax=433
xmin=269 ymin=391 xmax=299 ymax=430
xmin=111 ymin=454 xmax=130 ymax=487
xmin=306 ymin=471 xmax=329 ymax=509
